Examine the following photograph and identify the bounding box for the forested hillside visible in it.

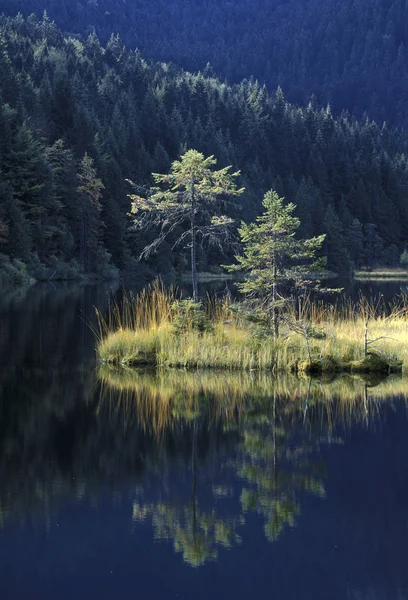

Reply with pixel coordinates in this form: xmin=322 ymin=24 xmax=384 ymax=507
xmin=1 ymin=13 xmax=408 ymax=282
xmin=2 ymin=0 xmax=408 ymax=129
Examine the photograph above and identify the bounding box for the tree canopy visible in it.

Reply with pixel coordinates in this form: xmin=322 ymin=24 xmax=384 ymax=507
xmin=129 ymin=149 xmax=243 ymax=300
xmin=0 ymin=13 xmax=408 ymax=281
xmin=228 ymin=191 xmax=327 ymax=337
xmin=3 ymin=0 xmax=408 ymax=130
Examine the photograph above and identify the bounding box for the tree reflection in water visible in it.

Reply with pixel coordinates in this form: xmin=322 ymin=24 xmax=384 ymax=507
xmin=235 ymin=391 xmax=326 ymax=542
xmin=98 ymin=368 xmax=404 ymax=565
xmin=0 ymin=363 xmax=405 ymax=566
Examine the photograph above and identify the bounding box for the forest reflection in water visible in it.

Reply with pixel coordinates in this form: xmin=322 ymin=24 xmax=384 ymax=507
xmin=1 ymin=365 xmax=407 ymax=570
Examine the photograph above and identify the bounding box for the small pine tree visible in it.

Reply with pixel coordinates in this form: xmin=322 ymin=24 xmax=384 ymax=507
xmin=227 ymin=190 xmax=326 ymax=339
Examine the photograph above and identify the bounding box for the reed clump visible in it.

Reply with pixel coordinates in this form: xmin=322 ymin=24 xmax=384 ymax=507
xmin=96 ymin=282 xmax=408 ymax=374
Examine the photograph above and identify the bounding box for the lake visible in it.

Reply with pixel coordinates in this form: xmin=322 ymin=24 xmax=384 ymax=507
xmin=1 ymin=281 xmax=408 ymax=599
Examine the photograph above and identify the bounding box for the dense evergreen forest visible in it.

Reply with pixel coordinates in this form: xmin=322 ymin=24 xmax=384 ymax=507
xmin=1 ymin=12 xmax=408 ymax=283
xmin=2 ymin=0 xmax=408 ymax=129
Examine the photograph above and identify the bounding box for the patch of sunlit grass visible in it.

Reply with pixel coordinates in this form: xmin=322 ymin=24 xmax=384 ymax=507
xmin=96 ymin=283 xmax=408 ymax=373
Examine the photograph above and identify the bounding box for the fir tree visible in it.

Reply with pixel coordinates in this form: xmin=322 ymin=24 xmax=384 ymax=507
xmin=227 ymin=190 xmax=326 ymax=339
xmin=76 ymin=153 xmax=105 ymax=272
xmin=129 ymin=149 xmax=243 ymax=301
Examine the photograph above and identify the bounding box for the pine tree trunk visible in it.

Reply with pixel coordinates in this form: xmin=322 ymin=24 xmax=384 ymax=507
xmin=81 ymin=208 xmax=88 ymax=272
xmin=191 ymin=228 xmax=198 ymax=303
xmin=364 ymin=316 xmax=369 ymax=356
xmin=272 ymin=253 xmax=279 ymax=339
xmin=192 ymin=417 xmax=197 ymax=542
xmin=191 ymin=182 xmax=198 ymax=303
xmin=272 ymin=286 xmax=279 ymax=339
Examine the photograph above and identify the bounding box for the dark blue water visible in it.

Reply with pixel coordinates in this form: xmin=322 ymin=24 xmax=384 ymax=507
xmin=1 ymin=283 xmax=408 ymax=600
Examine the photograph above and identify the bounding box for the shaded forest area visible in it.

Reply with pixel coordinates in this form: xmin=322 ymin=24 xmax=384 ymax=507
xmin=2 ymin=0 xmax=408 ymax=130
xmin=1 ymin=13 xmax=408 ymax=281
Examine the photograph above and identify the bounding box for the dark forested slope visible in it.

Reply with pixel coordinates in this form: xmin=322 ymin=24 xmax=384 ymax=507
xmin=1 ymin=0 xmax=408 ymax=129
xmin=1 ymin=13 xmax=408 ymax=280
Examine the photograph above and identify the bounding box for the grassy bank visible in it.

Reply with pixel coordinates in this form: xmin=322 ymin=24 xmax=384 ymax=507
xmin=96 ymin=283 xmax=408 ymax=374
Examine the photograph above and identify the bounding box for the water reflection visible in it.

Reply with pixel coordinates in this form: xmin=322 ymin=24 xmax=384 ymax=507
xmin=0 ymin=360 xmax=408 ymax=600
xmin=133 ymin=500 xmax=244 ymax=567
xmin=98 ymin=368 xmax=408 ymax=566
xmin=235 ymin=392 xmax=326 ymax=543
xmin=98 ymin=367 xmax=406 ymax=435
xmin=1 ymin=361 xmax=408 ymax=578
xmin=3 ymin=284 xmax=408 ymax=600
xmin=0 ymin=282 xmax=118 ymax=367
xmin=348 ymin=594 xmax=406 ymax=600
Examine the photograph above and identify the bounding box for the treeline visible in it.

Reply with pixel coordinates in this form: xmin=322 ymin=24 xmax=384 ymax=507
xmin=1 ymin=13 xmax=408 ymax=280
xmin=2 ymin=0 xmax=408 ymax=129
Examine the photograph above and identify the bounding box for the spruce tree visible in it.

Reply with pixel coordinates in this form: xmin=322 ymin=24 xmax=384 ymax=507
xmin=227 ymin=190 xmax=326 ymax=339
xmin=76 ymin=153 xmax=105 ymax=272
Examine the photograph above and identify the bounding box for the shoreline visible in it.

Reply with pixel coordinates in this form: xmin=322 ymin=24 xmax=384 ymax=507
xmin=354 ymin=268 xmax=408 ymax=280
xmin=98 ymin=338 xmax=402 ymax=375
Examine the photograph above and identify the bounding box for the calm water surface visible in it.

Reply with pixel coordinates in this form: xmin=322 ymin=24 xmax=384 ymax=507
xmin=1 ymin=282 xmax=408 ymax=599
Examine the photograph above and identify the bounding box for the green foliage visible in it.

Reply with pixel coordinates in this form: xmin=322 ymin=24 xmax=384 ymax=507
xmin=228 ymin=190 xmax=327 ymax=337
xmin=323 ymin=205 xmax=350 ymax=273
xmin=171 ymin=300 xmax=213 ymax=335
xmin=5 ymin=0 xmax=408 ymax=133
xmin=77 ymin=153 xmax=105 ymax=272
xmin=0 ymin=253 xmax=34 ymax=288
xmin=129 ymin=149 xmax=243 ymax=300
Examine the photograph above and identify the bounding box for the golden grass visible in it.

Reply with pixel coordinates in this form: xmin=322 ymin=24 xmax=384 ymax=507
xmin=96 ymin=283 xmax=408 ymax=373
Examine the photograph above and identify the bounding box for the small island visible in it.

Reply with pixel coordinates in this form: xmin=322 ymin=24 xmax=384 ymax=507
xmin=97 ymin=282 xmax=407 ymax=374
xmin=97 ymin=151 xmax=408 ymax=375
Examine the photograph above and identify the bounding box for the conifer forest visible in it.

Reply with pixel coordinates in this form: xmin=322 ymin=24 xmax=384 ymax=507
xmin=2 ymin=4 xmax=408 ymax=283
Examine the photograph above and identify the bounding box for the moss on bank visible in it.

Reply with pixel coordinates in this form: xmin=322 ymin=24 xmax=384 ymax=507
xmin=297 ymin=353 xmax=402 ymax=375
